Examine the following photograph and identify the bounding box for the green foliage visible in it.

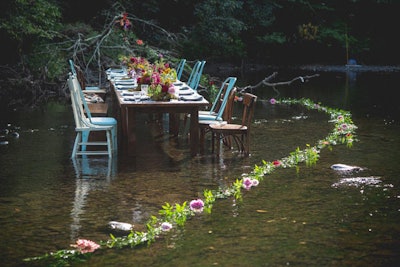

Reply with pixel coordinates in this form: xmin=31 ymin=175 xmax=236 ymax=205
xmin=0 ymin=0 xmax=61 ymax=45
xmin=203 ymin=189 xmax=216 ymax=213
xmin=159 ymin=201 xmax=189 ymax=226
xmin=186 ymin=0 xmax=246 ymax=59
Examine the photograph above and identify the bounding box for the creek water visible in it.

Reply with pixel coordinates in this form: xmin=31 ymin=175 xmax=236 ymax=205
xmin=0 ymin=69 xmax=399 ymax=266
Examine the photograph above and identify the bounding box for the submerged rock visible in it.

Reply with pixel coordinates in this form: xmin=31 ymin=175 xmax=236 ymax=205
xmin=330 ymin=163 xmax=363 ymax=172
xmin=108 ymin=221 xmax=133 ymax=231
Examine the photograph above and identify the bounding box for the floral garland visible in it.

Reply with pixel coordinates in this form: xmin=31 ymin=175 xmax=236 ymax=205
xmin=24 ymin=98 xmax=357 ymax=266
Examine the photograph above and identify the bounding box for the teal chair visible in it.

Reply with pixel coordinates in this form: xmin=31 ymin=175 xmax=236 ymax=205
xmin=176 ymin=58 xmax=186 ymax=80
xmin=198 ymin=77 xmax=237 ymax=122
xmin=68 ymin=74 xmax=117 ymax=157
xmin=187 ymin=60 xmax=206 ymax=90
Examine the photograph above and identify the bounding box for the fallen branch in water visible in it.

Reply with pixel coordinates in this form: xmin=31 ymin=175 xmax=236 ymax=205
xmin=236 ymin=72 xmax=320 ymax=94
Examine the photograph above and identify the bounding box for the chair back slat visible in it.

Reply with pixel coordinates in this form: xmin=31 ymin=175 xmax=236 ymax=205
xmin=187 ymin=61 xmax=201 ymax=88
xmin=214 ymin=77 xmax=237 ymax=120
xmin=176 ymin=59 xmax=186 ymax=80
xmin=69 ymin=59 xmax=77 ymax=75
xmin=222 ymin=87 xmax=237 ymax=123
xmin=187 ymin=60 xmax=206 ymax=90
xmin=240 ymin=93 xmax=257 ymax=128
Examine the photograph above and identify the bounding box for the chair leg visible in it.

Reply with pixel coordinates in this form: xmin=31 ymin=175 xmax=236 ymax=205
xmin=72 ymin=133 xmax=80 ymax=158
xmin=106 ymin=130 xmax=112 ymax=158
xmin=216 ymin=132 xmax=221 ymax=156
xmin=244 ymin=133 xmax=250 ymax=155
xmin=111 ymin=126 xmax=117 ymax=154
xmin=211 ymin=132 xmax=215 ymax=153
xmin=82 ymin=130 xmax=90 ymax=151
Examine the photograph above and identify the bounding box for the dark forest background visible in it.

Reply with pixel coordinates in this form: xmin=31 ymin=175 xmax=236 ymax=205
xmin=0 ymin=0 xmax=399 ymax=108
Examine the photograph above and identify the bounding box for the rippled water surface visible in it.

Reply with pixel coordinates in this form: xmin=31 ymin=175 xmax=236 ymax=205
xmin=1 ymin=70 xmax=399 ymax=266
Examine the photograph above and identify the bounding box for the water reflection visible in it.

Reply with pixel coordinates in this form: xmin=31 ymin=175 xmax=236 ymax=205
xmin=70 ymin=156 xmax=117 ymax=241
xmin=1 ymin=70 xmax=399 ymax=266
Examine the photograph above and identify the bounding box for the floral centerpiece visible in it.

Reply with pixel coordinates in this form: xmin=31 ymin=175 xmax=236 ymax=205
xmin=120 ymin=56 xmax=177 ymax=100
xmin=147 ymin=59 xmax=177 ymax=101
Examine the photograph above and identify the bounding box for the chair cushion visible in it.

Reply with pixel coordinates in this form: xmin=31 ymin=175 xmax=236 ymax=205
xmin=91 ymin=117 xmax=117 ymax=126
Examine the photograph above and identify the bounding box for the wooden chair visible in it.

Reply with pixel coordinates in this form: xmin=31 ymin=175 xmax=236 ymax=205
xmin=67 ymin=74 xmax=116 ymax=158
xmin=183 ymin=77 xmax=236 ymax=137
xmin=199 ymin=87 xmax=237 ymax=152
xmin=210 ymin=93 xmax=257 ymax=156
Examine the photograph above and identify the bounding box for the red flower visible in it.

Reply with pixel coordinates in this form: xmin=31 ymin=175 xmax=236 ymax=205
xmin=273 ymin=160 xmax=281 ymax=166
xmin=136 ymin=39 xmax=144 ymax=45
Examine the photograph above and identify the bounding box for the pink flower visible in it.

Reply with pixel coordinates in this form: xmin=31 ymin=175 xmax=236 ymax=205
xmin=243 ymin=177 xmax=253 ymax=190
xmin=337 ymin=115 xmax=344 ymax=121
xmin=269 ymin=98 xmax=276 ymax=104
xmin=273 ymin=160 xmax=281 ymax=166
xmin=168 ymin=86 xmax=175 ymax=94
xmin=72 ymin=239 xmax=100 ymax=254
xmin=190 ymin=199 xmax=204 ymax=213
xmin=243 ymin=177 xmax=259 ymax=190
xmin=136 ymin=39 xmax=144 ymax=45
xmin=161 ymin=222 xmax=172 ymax=231
xmin=252 ymin=179 xmax=259 ymax=187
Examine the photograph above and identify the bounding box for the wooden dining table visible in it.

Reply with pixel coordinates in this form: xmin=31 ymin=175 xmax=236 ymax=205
xmin=110 ymin=81 xmax=209 ymax=156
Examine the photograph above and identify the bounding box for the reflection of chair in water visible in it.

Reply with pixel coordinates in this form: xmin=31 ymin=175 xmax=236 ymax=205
xmin=70 ymin=156 xmax=116 ymax=241
xmin=72 ymin=156 xmax=117 ymax=179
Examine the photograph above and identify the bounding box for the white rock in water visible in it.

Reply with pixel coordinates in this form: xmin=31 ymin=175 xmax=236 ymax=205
xmin=108 ymin=221 xmax=133 ymax=231
xmin=330 ymin=164 xmax=362 ymax=172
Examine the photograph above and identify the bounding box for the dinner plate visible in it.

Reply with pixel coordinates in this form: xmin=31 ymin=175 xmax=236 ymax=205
xmin=121 ymin=92 xmax=135 ymax=96
xmin=179 ymin=90 xmax=194 ymax=96
xmin=115 ymin=79 xmax=136 ymax=83
xmin=123 ymin=95 xmax=150 ymax=102
xmin=116 ymin=84 xmax=138 ymax=90
xmin=181 ymin=94 xmax=203 ymax=101
xmin=115 ymin=82 xmax=136 ymax=87
xmin=106 ymin=68 xmax=125 ymax=73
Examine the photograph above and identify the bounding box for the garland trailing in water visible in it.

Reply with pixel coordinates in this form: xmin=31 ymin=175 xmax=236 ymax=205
xmin=24 ymin=98 xmax=357 ymax=266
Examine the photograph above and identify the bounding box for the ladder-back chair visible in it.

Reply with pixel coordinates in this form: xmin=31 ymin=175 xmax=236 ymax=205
xmin=68 ymin=74 xmax=115 ymax=158
xmin=210 ymin=93 xmax=257 ymax=156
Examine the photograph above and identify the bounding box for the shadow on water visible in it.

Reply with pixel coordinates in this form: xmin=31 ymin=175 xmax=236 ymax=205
xmin=0 ymin=69 xmax=400 ymax=266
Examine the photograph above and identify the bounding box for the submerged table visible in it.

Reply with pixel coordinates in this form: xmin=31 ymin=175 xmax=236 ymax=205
xmin=111 ymin=85 xmax=209 ymax=156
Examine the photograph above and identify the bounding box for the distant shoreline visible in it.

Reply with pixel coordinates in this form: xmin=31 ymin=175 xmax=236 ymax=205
xmin=297 ymin=64 xmax=400 ymax=73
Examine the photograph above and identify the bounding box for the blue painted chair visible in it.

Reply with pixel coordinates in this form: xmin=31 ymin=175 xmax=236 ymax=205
xmin=176 ymin=59 xmax=186 ymax=80
xmin=68 ymin=74 xmax=117 ymax=158
xmin=187 ymin=60 xmax=206 ymax=90
xmin=198 ymin=77 xmax=237 ymax=122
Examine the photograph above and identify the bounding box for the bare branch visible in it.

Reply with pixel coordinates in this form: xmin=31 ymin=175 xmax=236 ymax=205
xmin=236 ymin=72 xmax=320 ymax=94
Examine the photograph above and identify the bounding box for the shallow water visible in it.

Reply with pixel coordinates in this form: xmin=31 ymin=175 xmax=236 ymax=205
xmin=0 ymin=70 xmax=399 ymax=266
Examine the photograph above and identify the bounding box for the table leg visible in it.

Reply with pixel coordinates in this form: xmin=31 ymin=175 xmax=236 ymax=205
xmin=126 ymin=108 xmax=137 ymax=148
xmin=169 ymin=113 xmax=179 ymax=136
xmin=189 ymin=108 xmax=199 ymax=156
